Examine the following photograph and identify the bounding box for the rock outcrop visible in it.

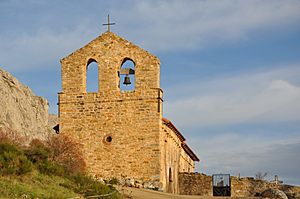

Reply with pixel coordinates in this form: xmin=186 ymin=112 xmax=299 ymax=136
xmin=48 ymin=114 xmax=58 ymax=130
xmin=261 ymin=188 xmax=288 ymax=199
xmin=0 ymin=68 xmax=50 ymax=142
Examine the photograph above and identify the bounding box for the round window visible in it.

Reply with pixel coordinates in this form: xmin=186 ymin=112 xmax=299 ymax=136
xmin=103 ymin=135 xmax=113 ymax=144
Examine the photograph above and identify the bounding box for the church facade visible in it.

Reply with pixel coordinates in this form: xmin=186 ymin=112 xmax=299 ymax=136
xmin=58 ymin=31 xmax=199 ymax=193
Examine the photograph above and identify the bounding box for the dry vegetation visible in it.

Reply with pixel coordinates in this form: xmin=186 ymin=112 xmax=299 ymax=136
xmin=0 ymin=128 xmax=120 ymax=199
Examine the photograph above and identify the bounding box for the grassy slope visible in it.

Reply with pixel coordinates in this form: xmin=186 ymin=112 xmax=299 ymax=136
xmin=0 ymin=170 xmax=79 ymax=199
xmin=0 ymin=135 xmax=120 ymax=199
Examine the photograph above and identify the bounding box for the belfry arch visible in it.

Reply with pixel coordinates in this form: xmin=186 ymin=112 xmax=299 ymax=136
xmin=86 ymin=58 xmax=99 ymax=92
xmin=119 ymin=58 xmax=135 ymax=91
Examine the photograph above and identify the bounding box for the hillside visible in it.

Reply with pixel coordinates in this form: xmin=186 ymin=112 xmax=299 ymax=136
xmin=0 ymin=68 xmax=51 ymax=142
xmin=0 ymin=134 xmax=120 ymax=199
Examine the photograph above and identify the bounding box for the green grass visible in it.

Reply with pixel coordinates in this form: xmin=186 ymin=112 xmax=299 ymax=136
xmin=0 ymin=170 xmax=79 ymax=199
xmin=0 ymin=140 xmax=120 ymax=199
xmin=0 ymin=171 xmax=121 ymax=199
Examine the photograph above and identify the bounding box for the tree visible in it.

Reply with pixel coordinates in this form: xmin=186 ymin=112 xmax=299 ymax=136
xmin=255 ymin=172 xmax=268 ymax=180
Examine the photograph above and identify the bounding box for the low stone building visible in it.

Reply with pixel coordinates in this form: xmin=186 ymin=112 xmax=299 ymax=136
xmin=58 ymin=31 xmax=199 ymax=193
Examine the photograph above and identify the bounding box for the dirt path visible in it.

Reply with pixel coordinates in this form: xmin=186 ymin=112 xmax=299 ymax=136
xmin=119 ymin=187 xmax=260 ymax=199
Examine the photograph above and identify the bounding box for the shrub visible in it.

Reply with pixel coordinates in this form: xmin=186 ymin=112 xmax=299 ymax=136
xmin=255 ymin=172 xmax=268 ymax=180
xmin=45 ymin=134 xmax=86 ymax=174
xmin=62 ymin=174 xmax=116 ymax=197
xmin=25 ymin=139 xmax=67 ymax=176
xmin=25 ymin=139 xmax=50 ymax=164
xmin=0 ymin=127 xmax=26 ymax=146
xmin=37 ymin=160 xmax=65 ymax=176
xmin=0 ymin=141 xmax=22 ymax=154
xmin=0 ymin=142 xmax=33 ymax=175
xmin=0 ymin=136 xmax=120 ymax=198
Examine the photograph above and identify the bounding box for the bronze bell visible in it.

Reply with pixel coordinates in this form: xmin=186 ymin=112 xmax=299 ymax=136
xmin=123 ymin=75 xmax=131 ymax=85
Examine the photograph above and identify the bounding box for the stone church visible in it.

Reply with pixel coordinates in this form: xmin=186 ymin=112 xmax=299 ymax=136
xmin=58 ymin=31 xmax=199 ymax=193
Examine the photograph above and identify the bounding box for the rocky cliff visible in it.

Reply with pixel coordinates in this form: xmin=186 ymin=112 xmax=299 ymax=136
xmin=0 ymin=68 xmax=50 ymax=141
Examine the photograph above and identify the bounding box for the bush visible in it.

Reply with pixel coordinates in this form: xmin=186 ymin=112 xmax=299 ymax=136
xmin=25 ymin=139 xmax=50 ymax=164
xmin=0 ymin=142 xmax=33 ymax=175
xmin=0 ymin=127 xmax=26 ymax=146
xmin=0 ymin=129 xmax=86 ymax=175
xmin=62 ymin=174 xmax=116 ymax=197
xmin=45 ymin=134 xmax=86 ymax=174
xmin=37 ymin=160 xmax=65 ymax=176
xmin=0 ymin=135 xmax=120 ymax=198
xmin=25 ymin=139 xmax=67 ymax=176
xmin=0 ymin=141 xmax=22 ymax=154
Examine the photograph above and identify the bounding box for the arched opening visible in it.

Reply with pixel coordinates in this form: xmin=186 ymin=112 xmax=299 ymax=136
xmin=119 ymin=58 xmax=135 ymax=91
xmin=86 ymin=59 xmax=99 ymax=92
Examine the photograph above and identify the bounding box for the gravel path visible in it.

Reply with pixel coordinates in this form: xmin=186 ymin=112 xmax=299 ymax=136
xmin=119 ymin=187 xmax=260 ymax=199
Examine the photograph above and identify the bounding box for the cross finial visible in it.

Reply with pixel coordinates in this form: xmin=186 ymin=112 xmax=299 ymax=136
xmin=102 ymin=14 xmax=115 ymax=32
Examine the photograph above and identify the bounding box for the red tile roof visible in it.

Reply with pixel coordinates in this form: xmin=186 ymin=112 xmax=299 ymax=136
xmin=182 ymin=142 xmax=200 ymax=162
xmin=162 ymin=117 xmax=185 ymax=142
xmin=162 ymin=118 xmax=199 ymax=162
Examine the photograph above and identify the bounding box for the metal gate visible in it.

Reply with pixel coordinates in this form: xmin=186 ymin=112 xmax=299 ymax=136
xmin=212 ymin=174 xmax=231 ymax=196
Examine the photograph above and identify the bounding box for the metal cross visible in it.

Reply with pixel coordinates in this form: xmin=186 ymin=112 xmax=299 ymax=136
xmin=102 ymin=14 xmax=115 ymax=32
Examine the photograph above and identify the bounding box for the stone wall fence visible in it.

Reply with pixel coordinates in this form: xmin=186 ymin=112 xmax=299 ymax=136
xmin=178 ymin=172 xmax=300 ymax=198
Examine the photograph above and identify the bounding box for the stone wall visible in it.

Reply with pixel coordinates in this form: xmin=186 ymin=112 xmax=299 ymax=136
xmin=179 ymin=173 xmax=300 ymax=198
xmin=179 ymin=173 xmax=212 ymax=196
xmin=59 ymin=32 xmax=163 ymax=187
xmin=179 ymin=149 xmax=195 ymax=173
xmin=232 ymin=177 xmax=300 ymax=198
xmin=160 ymin=122 xmax=195 ymax=194
xmin=231 ymin=177 xmax=279 ymax=197
xmin=59 ymin=31 xmax=199 ymax=192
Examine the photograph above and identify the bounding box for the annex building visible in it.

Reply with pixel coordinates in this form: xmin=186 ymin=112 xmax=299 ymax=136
xmin=58 ymin=31 xmax=199 ymax=193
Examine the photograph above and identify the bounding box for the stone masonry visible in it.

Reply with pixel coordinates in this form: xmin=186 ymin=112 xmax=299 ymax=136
xmin=160 ymin=118 xmax=198 ymax=193
xmin=179 ymin=173 xmax=300 ymax=198
xmin=58 ymin=31 xmax=198 ymax=193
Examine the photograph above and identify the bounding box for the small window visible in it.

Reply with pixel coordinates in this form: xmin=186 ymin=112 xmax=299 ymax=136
xmin=105 ymin=136 xmax=112 ymax=142
xmin=86 ymin=59 xmax=99 ymax=92
xmin=169 ymin=168 xmax=172 ymax=182
xmin=103 ymin=135 xmax=113 ymax=144
xmin=119 ymin=59 xmax=135 ymax=91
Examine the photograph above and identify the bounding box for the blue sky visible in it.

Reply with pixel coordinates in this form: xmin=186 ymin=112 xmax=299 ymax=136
xmin=1 ymin=0 xmax=300 ymax=185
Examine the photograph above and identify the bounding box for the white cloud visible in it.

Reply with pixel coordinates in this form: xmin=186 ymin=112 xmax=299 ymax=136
xmin=2 ymin=0 xmax=300 ymax=71
xmin=163 ymin=65 xmax=300 ymax=185
xmin=164 ymin=65 xmax=300 ymax=128
xmin=114 ymin=0 xmax=300 ymax=51
xmin=0 ymin=22 xmax=97 ymax=71
xmin=191 ymin=132 xmax=300 ymax=185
